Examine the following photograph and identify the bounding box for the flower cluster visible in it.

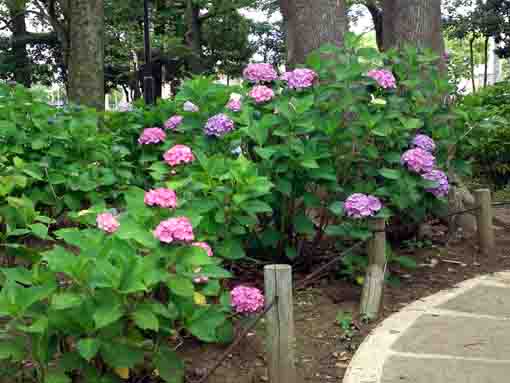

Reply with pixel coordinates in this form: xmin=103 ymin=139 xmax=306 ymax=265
xmin=249 ymin=85 xmax=275 ymax=104
xmin=204 ymin=113 xmax=235 ymax=137
xmin=412 ymin=134 xmax=436 ymax=152
xmin=192 ymin=242 xmax=213 ymax=257
xmin=164 ymin=145 xmax=195 ymax=166
xmin=243 ymin=63 xmax=278 ymax=83
xmin=401 ymin=148 xmax=435 ymax=174
xmin=281 ymin=68 xmax=317 ymax=90
xmin=184 ymin=101 xmax=199 ymax=112
xmin=422 ymin=169 xmax=449 ymax=197
xmin=154 ymin=217 xmax=194 ymax=243
xmin=344 ymin=193 xmax=382 ymax=219
xmin=144 ymin=188 xmax=177 ymax=209
xmin=96 ymin=213 xmax=120 ymax=233
xmin=367 ymin=69 xmax=397 ymax=89
xmin=226 ymin=99 xmax=242 ymax=112
xmin=138 ymin=128 xmax=166 ymax=145
xmin=164 ymin=115 xmax=184 ymax=130
xmin=231 ymin=286 xmax=265 ymax=314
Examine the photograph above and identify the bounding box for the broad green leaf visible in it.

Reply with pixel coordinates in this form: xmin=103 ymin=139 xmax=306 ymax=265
xmin=100 ymin=342 xmax=144 ymax=369
xmin=52 ymin=293 xmax=83 ymax=310
xmin=132 ymin=307 xmax=159 ymax=331
xmin=379 ymin=168 xmax=401 ymax=180
xmin=329 ymin=201 xmax=344 ymax=215
xmin=187 ymin=307 xmax=227 ymax=342
xmin=154 ymin=347 xmax=184 ymax=383
xmin=0 ymin=340 xmax=24 ymax=360
xmin=77 ymin=338 xmax=101 ymax=361
xmin=293 ymin=215 xmax=315 ymax=235
xmin=168 ymin=277 xmax=194 ymax=297
xmin=93 ymin=301 xmax=123 ymax=330
xmin=217 ymin=239 xmax=245 ymax=260
xmin=45 ymin=372 xmax=71 ymax=383
xmin=29 ymin=223 xmax=50 ymax=240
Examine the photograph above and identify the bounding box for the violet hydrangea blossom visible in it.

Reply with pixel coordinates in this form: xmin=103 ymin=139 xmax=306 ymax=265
xmin=344 ymin=193 xmax=383 ymax=219
xmin=412 ymin=134 xmax=436 ymax=152
xmin=231 ymin=286 xmax=265 ymax=314
xmin=138 ymin=127 xmax=166 ymax=145
xmin=401 ymin=148 xmax=436 ymax=174
xmin=243 ymin=63 xmax=278 ymax=83
xmin=367 ymin=69 xmax=397 ymax=89
xmin=96 ymin=213 xmax=120 ymax=233
xmin=204 ymin=113 xmax=235 ymax=137
xmin=192 ymin=242 xmax=213 ymax=257
xmin=153 ymin=217 xmax=194 ymax=243
xmin=163 ymin=145 xmax=195 ymax=166
xmin=248 ymin=85 xmax=275 ymax=104
xmin=280 ymin=68 xmax=317 ymax=90
xmin=422 ymin=169 xmax=449 ymax=197
xmin=164 ymin=115 xmax=184 ymax=130
xmin=144 ymin=188 xmax=178 ymax=209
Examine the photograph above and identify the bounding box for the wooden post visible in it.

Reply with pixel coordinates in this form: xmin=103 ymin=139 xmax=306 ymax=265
xmin=264 ymin=265 xmax=296 ymax=383
xmin=360 ymin=218 xmax=387 ymax=319
xmin=475 ymin=188 xmax=495 ymax=255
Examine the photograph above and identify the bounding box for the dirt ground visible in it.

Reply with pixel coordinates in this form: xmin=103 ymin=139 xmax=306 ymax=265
xmin=178 ymin=210 xmax=510 ymax=383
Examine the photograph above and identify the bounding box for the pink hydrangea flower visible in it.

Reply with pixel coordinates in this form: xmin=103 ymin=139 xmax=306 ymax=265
xmin=412 ymin=134 xmax=436 ymax=152
xmin=243 ymin=63 xmax=278 ymax=83
xmin=164 ymin=115 xmax=184 ymax=130
xmin=163 ymin=145 xmax=195 ymax=166
xmin=96 ymin=213 xmax=120 ymax=233
xmin=226 ymin=99 xmax=242 ymax=112
xmin=204 ymin=114 xmax=235 ymax=137
xmin=138 ymin=127 xmax=166 ymax=145
xmin=281 ymin=68 xmax=317 ymax=89
xmin=344 ymin=194 xmax=382 ymax=219
xmin=153 ymin=217 xmax=194 ymax=243
xmin=249 ymin=85 xmax=275 ymax=104
xmin=144 ymin=188 xmax=177 ymax=208
xmin=401 ymin=148 xmax=436 ymax=174
xmin=231 ymin=286 xmax=265 ymax=314
xmin=422 ymin=169 xmax=449 ymax=197
xmin=192 ymin=242 xmax=213 ymax=257
xmin=367 ymin=69 xmax=397 ymax=89
xmin=183 ymin=101 xmax=199 ymax=112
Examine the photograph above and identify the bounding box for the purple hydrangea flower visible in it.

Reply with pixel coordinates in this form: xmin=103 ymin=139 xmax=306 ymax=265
xmin=164 ymin=115 xmax=184 ymax=130
xmin=367 ymin=69 xmax=397 ymax=89
xmin=204 ymin=113 xmax=235 ymax=137
xmin=226 ymin=99 xmax=242 ymax=112
xmin=243 ymin=63 xmax=278 ymax=83
xmin=412 ymin=134 xmax=436 ymax=152
xmin=138 ymin=128 xmax=166 ymax=145
xmin=248 ymin=85 xmax=275 ymax=104
xmin=280 ymin=68 xmax=317 ymax=90
xmin=401 ymin=148 xmax=435 ymax=174
xmin=344 ymin=193 xmax=383 ymax=219
xmin=422 ymin=169 xmax=449 ymax=197
xmin=231 ymin=286 xmax=265 ymax=314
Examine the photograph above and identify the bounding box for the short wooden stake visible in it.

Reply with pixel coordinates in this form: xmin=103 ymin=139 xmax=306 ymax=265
xmin=475 ymin=189 xmax=495 ymax=255
xmin=264 ymin=264 xmax=296 ymax=383
xmin=360 ymin=218 xmax=387 ymax=319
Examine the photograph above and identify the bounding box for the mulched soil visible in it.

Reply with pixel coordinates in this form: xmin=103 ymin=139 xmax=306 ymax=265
xmin=177 ymin=210 xmax=510 ymax=383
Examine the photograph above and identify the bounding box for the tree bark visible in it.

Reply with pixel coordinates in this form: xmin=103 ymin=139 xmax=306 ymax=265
xmin=364 ymin=1 xmax=384 ymax=51
xmin=483 ymin=35 xmax=489 ymax=87
xmin=279 ymin=0 xmax=347 ymax=67
xmin=8 ymin=0 xmax=31 ymax=87
xmin=68 ymin=0 xmax=104 ymax=110
xmin=469 ymin=35 xmax=477 ymax=92
xmin=185 ymin=0 xmax=204 ymax=74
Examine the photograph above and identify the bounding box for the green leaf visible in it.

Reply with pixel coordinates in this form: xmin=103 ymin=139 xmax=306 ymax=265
xmin=217 ymin=239 xmax=245 ymax=260
xmin=241 ymin=200 xmax=273 ymax=216
xmin=101 ymin=342 xmax=144 ymax=369
xmin=300 ymin=159 xmax=319 ymax=169
xmin=154 ymin=347 xmax=184 ymax=383
xmin=0 ymin=340 xmax=24 ymax=361
xmin=379 ymin=168 xmax=401 ymax=180
xmin=168 ymin=277 xmax=194 ymax=297
xmin=285 ymin=247 xmax=298 ymax=259
xmin=293 ymin=214 xmax=315 ymax=235
xmin=45 ymin=372 xmax=71 ymax=383
xmin=187 ymin=307 xmax=228 ymax=342
xmin=77 ymin=338 xmax=101 ymax=361
xmin=29 ymin=223 xmax=50 ymax=240
xmin=52 ymin=293 xmax=83 ymax=310
xmin=200 ymin=265 xmax=232 ymax=279
xmin=132 ymin=307 xmax=159 ymax=331
xmin=329 ymin=201 xmax=344 ymax=215
xmin=93 ymin=301 xmax=124 ymax=330
xmin=254 ymin=147 xmax=277 ymax=160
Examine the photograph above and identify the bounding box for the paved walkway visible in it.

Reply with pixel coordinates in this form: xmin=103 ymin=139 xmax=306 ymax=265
xmin=344 ymin=271 xmax=510 ymax=383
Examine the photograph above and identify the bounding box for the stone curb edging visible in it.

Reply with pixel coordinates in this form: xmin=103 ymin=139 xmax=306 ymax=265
xmin=342 ymin=271 xmax=510 ymax=383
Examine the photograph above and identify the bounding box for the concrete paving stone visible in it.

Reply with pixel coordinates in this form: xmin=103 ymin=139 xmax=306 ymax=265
xmin=381 ymin=355 xmax=510 ymax=383
xmin=439 ymin=284 xmax=510 ymax=317
xmin=391 ymin=314 xmax=510 ymax=359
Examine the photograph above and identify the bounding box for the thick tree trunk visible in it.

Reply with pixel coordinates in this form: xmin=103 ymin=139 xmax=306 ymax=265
xmin=8 ymin=0 xmax=31 ymax=87
xmin=279 ymin=0 xmax=347 ymax=67
xmin=364 ymin=1 xmax=384 ymax=51
xmin=68 ymin=0 xmax=104 ymax=110
xmin=185 ymin=0 xmax=204 ymax=74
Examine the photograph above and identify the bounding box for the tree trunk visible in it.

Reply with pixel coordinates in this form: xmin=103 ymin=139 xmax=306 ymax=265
xmin=68 ymin=0 xmax=104 ymax=110
xmin=483 ymin=35 xmax=489 ymax=87
xmin=469 ymin=35 xmax=477 ymax=93
xmin=8 ymin=0 xmax=31 ymax=87
xmin=279 ymin=0 xmax=347 ymax=67
xmin=185 ymin=0 xmax=204 ymax=74
xmin=365 ymin=1 xmax=384 ymax=51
